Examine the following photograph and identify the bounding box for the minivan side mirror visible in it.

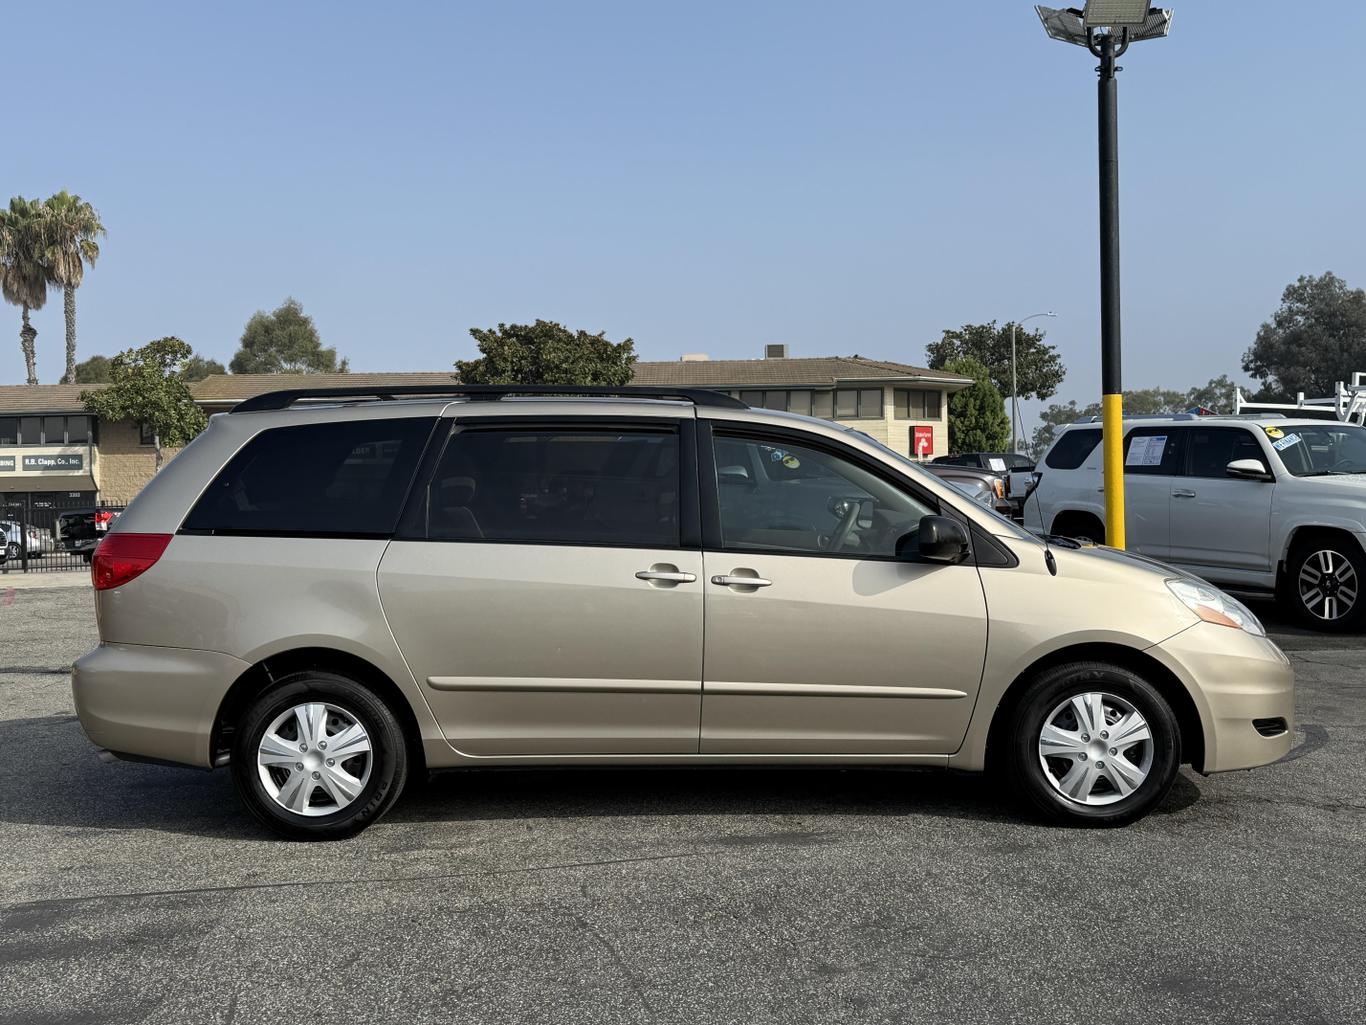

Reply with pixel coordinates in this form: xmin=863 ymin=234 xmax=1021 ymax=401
xmin=1226 ymin=458 xmax=1272 ymax=482
xmin=899 ymin=515 xmax=971 ymax=564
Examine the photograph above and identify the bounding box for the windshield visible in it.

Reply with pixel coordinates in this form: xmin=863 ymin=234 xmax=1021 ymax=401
xmin=1267 ymin=424 xmax=1366 ymax=476
xmin=843 ymin=428 xmax=1038 ymax=541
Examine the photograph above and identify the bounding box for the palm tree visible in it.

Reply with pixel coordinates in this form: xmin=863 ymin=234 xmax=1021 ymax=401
xmin=41 ymin=191 xmax=104 ymax=383
xmin=0 ymin=197 xmax=50 ymax=385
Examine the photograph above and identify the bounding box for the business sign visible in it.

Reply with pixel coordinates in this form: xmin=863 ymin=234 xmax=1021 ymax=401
xmin=913 ymin=425 xmax=934 ymax=458
xmin=0 ymin=456 xmax=14 ymax=472
xmin=22 ymin=454 xmax=84 ymax=472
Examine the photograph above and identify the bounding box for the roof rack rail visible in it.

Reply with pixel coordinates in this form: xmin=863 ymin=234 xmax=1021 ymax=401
xmin=1071 ymin=412 xmax=1201 ymax=424
xmin=231 ymin=384 xmax=750 ymax=414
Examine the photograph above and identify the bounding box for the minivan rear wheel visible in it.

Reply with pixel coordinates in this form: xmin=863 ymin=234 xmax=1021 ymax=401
xmin=231 ymin=671 xmax=408 ymax=840
xmin=1006 ymin=662 xmax=1181 ymax=826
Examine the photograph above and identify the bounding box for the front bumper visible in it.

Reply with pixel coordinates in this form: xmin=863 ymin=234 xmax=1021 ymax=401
xmin=1149 ymin=623 xmax=1295 ymax=773
xmin=72 ymin=643 xmax=250 ymax=768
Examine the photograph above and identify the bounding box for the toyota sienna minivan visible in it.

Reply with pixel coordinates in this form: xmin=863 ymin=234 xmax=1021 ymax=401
xmin=73 ymin=385 xmax=1294 ymax=839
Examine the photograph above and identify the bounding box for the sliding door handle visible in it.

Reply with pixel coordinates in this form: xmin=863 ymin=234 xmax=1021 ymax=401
xmin=711 ymin=574 xmax=773 ymax=588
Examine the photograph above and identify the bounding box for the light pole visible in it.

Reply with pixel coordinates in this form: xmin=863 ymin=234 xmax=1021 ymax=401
xmin=1035 ymin=3 xmax=1172 ymax=548
xmin=1011 ymin=311 xmax=1056 ymax=454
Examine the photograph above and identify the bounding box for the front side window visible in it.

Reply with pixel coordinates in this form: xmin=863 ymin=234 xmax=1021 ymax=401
xmin=1185 ymin=428 xmax=1267 ymax=478
xmin=1264 ymin=423 xmax=1366 ymax=477
xmin=424 ymin=427 xmax=681 ymax=547
xmin=712 ymin=433 xmax=933 ymax=558
xmin=183 ymin=417 xmax=435 ymax=536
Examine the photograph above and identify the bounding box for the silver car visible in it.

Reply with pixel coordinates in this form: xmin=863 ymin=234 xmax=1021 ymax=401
xmin=73 ymin=386 xmax=1294 ymax=839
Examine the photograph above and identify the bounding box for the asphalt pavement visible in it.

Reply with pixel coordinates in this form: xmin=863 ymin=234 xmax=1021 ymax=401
xmin=1 ymin=586 xmax=1363 ymax=1024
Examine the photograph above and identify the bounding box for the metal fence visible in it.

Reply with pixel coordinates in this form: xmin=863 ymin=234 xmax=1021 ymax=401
xmin=0 ymin=494 xmax=127 ymax=574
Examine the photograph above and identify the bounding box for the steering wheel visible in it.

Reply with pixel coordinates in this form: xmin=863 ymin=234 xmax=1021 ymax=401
xmin=828 ymin=499 xmax=862 ymax=553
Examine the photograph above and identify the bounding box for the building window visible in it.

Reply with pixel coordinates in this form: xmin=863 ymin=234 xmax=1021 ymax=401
xmin=0 ymin=417 xmax=16 ymax=446
xmin=19 ymin=417 xmax=40 ymax=445
xmin=139 ymin=423 xmax=156 ymax=446
xmin=66 ymin=416 xmax=90 ymax=444
xmin=812 ymin=391 xmax=834 ymax=419
xmin=834 ymin=388 xmax=883 ymax=420
xmin=894 ymin=388 xmax=942 ymax=419
xmin=788 ymin=390 xmax=812 ymax=416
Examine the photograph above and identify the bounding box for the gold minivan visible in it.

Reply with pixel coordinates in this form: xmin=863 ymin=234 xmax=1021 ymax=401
xmin=72 ymin=386 xmax=1294 ymax=839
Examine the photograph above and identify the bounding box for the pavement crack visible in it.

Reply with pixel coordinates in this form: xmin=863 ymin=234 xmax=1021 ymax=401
xmin=2 ymin=849 xmax=709 ymax=913
xmin=573 ymin=901 xmax=656 ymax=1019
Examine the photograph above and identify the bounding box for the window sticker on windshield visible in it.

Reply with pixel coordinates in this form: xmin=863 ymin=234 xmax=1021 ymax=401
xmin=1272 ymin=432 xmax=1302 ymax=451
xmin=1126 ymin=435 xmax=1167 ymax=466
xmin=781 ymin=455 xmax=801 ymax=469
xmin=987 ymin=457 xmax=1007 ymax=472
xmin=1264 ymin=426 xmax=1285 ymax=439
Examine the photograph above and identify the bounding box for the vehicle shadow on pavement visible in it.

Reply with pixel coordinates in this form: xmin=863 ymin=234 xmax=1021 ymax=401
xmin=0 ymin=715 xmax=1203 ymax=839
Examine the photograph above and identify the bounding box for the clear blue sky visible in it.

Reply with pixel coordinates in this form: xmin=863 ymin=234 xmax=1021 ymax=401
xmin=7 ymin=1 xmax=1366 ymax=424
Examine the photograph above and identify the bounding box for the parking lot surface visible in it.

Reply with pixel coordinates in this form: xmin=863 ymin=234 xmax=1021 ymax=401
xmin=2 ymin=586 xmax=1363 ymax=1024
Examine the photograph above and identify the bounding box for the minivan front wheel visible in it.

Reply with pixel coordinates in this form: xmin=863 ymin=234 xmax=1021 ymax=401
xmin=232 ymin=671 xmax=408 ymax=840
xmin=1006 ymin=662 xmax=1181 ymax=826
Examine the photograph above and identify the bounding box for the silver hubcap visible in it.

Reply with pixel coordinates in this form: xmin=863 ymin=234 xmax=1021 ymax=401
xmin=1038 ymin=691 xmax=1154 ymax=807
xmin=257 ymin=702 xmax=372 ymax=817
xmin=1298 ymin=549 xmax=1358 ymax=621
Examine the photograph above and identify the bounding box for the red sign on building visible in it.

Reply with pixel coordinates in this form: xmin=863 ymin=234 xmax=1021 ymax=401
xmin=913 ymin=425 xmax=934 ymax=458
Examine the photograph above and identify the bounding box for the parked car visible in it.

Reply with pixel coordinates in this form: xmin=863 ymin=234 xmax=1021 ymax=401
xmin=0 ymin=520 xmax=50 ymax=562
xmin=73 ymin=386 xmax=1293 ymax=839
xmin=1026 ymin=414 xmax=1366 ymax=630
xmin=932 ymin=453 xmax=1036 ymax=517
xmin=924 ymin=463 xmax=1012 ymax=516
xmin=55 ymin=508 xmax=121 ymax=562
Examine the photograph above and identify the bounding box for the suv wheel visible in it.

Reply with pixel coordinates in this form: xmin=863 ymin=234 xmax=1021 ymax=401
xmin=5 ymin=541 xmax=19 ymax=562
xmin=231 ymin=671 xmax=409 ymax=840
xmin=1286 ymin=539 xmax=1366 ymax=632
xmin=1006 ymin=662 xmax=1180 ymax=826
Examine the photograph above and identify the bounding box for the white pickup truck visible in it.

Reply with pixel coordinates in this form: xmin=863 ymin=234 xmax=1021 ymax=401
xmin=1025 ymin=414 xmax=1366 ymax=630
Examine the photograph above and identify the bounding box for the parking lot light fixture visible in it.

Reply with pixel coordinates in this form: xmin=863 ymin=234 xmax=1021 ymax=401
xmin=1034 ymin=4 xmax=1173 ymax=549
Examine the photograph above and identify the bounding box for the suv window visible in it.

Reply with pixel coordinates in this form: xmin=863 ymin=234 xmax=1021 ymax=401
xmin=713 ymin=433 xmax=934 ymax=558
xmin=1044 ymin=429 xmax=1102 ymax=470
xmin=1185 ymin=427 xmax=1267 ymax=478
xmin=424 ymin=427 xmax=681 ymax=547
xmin=183 ymin=417 xmax=435 ymax=536
xmin=1123 ymin=428 xmax=1183 ymax=476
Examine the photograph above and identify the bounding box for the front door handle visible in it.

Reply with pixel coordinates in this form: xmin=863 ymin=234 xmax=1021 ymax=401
xmin=1173 ymin=489 xmax=1197 ymax=499
xmin=635 ymin=566 xmax=697 ymax=585
xmin=711 ymin=573 xmax=773 ymax=588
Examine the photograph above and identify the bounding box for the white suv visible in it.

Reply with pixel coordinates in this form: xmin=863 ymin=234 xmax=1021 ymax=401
xmin=1026 ymin=415 xmax=1366 ymax=630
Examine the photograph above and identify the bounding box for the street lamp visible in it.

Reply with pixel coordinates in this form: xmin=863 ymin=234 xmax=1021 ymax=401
xmin=1011 ymin=311 xmax=1056 ymax=454
xmin=1035 ymin=3 xmax=1172 ymax=549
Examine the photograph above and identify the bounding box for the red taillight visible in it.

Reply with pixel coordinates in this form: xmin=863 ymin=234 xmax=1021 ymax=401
xmin=92 ymin=533 xmax=172 ymax=591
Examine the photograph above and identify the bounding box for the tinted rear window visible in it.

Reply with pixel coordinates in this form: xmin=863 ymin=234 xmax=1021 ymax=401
xmin=1044 ymin=429 xmax=1102 ymax=470
xmin=422 ymin=427 xmax=681 ymax=547
xmin=183 ymin=418 xmax=435 ymax=536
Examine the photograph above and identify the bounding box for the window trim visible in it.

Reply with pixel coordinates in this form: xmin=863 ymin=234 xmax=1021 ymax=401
xmin=698 ymin=420 xmax=962 ymax=563
xmin=393 ymin=415 xmax=700 ymax=551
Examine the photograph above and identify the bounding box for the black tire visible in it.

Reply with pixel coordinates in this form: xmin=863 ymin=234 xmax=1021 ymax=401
xmin=1006 ymin=661 xmax=1181 ymax=827
xmin=1051 ymin=513 xmax=1104 ymax=544
xmin=5 ymin=541 xmax=19 ymax=562
xmin=231 ymin=671 xmax=408 ymax=840
xmin=1285 ymin=537 xmax=1366 ymax=633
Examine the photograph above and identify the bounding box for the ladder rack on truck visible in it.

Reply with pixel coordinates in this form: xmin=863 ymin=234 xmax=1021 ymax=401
xmin=1234 ymin=373 xmax=1366 ymax=425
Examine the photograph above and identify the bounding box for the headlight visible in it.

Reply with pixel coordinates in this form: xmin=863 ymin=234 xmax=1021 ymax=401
xmin=1167 ymin=578 xmax=1265 ymax=636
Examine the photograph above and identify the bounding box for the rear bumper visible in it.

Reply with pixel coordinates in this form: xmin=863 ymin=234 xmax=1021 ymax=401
xmin=1149 ymin=623 xmax=1295 ymax=773
xmin=72 ymin=643 xmax=250 ymax=768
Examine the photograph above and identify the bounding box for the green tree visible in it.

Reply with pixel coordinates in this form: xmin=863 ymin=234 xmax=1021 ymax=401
xmin=40 ymin=191 xmax=105 ymax=383
xmin=180 ymin=354 xmax=226 ymax=382
xmin=944 ymin=356 xmax=1009 ymax=454
xmin=0 ymin=197 xmax=51 ymax=385
xmin=456 ymin=320 xmax=637 ymax=385
xmin=1243 ymin=272 xmax=1366 ymax=400
xmin=230 ymin=297 xmax=348 ymax=374
xmin=926 ymin=321 xmax=1066 ymax=403
xmin=82 ymin=337 xmax=207 ymax=472
xmin=74 ymin=354 xmax=112 ymax=383
xmin=1029 ymin=377 xmax=1252 ymax=456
